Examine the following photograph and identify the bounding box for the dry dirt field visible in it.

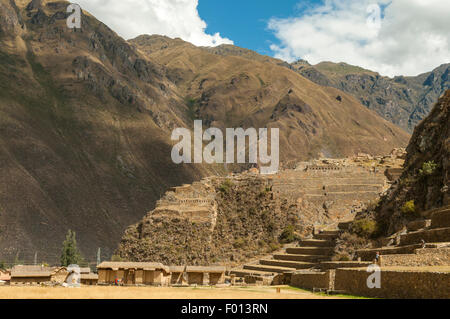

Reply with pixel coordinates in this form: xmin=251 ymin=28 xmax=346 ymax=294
xmin=0 ymin=285 xmax=348 ymax=299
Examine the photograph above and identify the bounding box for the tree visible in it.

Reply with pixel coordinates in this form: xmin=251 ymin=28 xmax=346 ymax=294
xmin=60 ymin=230 xmax=82 ymax=266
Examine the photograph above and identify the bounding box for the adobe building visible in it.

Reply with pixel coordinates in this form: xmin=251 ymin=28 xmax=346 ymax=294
xmin=10 ymin=265 xmax=68 ymax=286
xmin=185 ymin=266 xmax=226 ymax=285
xmin=97 ymin=262 xmax=171 ymax=286
xmin=169 ymin=266 xmax=187 ymax=285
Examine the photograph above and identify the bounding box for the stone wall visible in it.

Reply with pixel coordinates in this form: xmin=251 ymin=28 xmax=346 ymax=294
xmin=334 ymin=267 xmax=450 ymax=299
xmin=290 ymin=271 xmax=333 ymax=290
xmin=380 ymin=248 xmax=450 ymax=267
xmin=270 ymin=167 xmax=387 ymax=221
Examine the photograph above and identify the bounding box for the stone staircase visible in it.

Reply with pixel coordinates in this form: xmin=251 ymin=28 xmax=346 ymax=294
xmin=229 ymin=224 xmax=371 ymax=285
xmin=357 ymin=205 xmax=450 ymax=263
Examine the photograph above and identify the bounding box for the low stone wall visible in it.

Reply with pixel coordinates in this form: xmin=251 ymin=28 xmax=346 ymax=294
xmin=400 ymin=227 xmax=450 ymax=246
xmin=290 ymin=271 xmax=333 ymax=290
xmin=357 ymin=245 xmax=421 ymax=261
xmin=407 ymin=220 xmax=431 ymax=231
xmin=319 ymin=261 xmax=372 ymax=270
xmin=381 ymin=248 xmax=450 ymax=267
xmin=335 ymin=267 xmax=450 ymax=299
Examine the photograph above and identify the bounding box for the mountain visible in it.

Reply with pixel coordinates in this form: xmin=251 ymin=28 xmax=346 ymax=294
xmin=296 ymin=62 xmax=449 ymax=133
xmin=207 ymin=45 xmax=449 ymax=133
xmin=131 ymin=35 xmax=408 ymax=163
xmin=0 ymin=1 xmax=409 ymax=262
xmin=373 ymin=89 xmax=450 ymax=235
xmin=0 ymin=0 xmax=211 ymax=262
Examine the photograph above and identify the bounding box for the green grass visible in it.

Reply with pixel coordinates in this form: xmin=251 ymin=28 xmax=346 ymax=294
xmin=284 ymin=286 xmax=372 ymax=299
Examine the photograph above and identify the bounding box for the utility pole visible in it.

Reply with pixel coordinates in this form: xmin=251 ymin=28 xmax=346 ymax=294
xmin=34 ymin=252 xmax=37 ymax=266
xmin=96 ymin=248 xmax=101 ymax=266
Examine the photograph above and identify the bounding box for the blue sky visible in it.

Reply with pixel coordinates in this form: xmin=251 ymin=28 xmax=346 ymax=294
xmin=198 ymin=0 xmax=318 ymax=56
xmin=78 ymin=0 xmax=450 ymax=76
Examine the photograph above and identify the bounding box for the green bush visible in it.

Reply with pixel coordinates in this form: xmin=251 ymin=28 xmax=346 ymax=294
xmin=233 ymin=238 xmax=247 ymax=249
xmin=334 ymin=253 xmax=351 ymax=261
xmin=268 ymin=242 xmax=281 ymax=252
xmin=419 ymin=161 xmax=437 ymax=176
xmin=401 ymin=200 xmax=416 ymax=215
xmin=279 ymin=225 xmax=299 ymax=244
xmin=351 ymin=218 xmax=379 ymax=238
xmin=219 ymin=179 xmax=233 ymax=194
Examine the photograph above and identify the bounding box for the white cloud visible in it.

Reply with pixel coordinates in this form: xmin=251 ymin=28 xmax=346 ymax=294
xmin=76 ymin=0 xmax=233 ymax=47
xmin=268 ymin=0 xmax=450 ymax=76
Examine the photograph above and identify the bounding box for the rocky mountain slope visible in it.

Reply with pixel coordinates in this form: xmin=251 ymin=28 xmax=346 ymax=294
xmin=0 ymin=0 xmax=211 ymax=262
xmin=0 ymin=1 xmax=409 ymax=262
xmin=132 ymin=35 xmax=409 ymax=163
xmin=373 ymin=89 xmax=450 ymax=235
xmin=207 ymin=44 xmax=449 ymax=133
xmin=297 ymin=62 xmax=449 ymax=133
xmin=117 ymin=175 xmax=304 ymax=265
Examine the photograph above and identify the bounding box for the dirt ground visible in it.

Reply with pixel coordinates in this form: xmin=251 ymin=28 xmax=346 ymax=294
xmin=0 ymin=285 xmax=348 ymax=299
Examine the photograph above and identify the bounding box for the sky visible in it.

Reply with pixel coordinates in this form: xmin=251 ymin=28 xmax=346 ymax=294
xmin=76 ymin=0 xmax=450 ymax=77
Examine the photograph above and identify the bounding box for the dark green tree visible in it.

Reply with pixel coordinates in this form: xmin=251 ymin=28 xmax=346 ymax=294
xmin=60 ymin=230 xmax=82 ymax=266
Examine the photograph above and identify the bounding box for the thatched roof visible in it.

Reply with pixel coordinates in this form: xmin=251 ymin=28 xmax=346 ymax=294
xmin=11 ymin=265 xmax=53 ymax=278
xmin=97 ymin=262 xmax=169 ymax=272
xmin=186 ymin=266 xmax=226 ymax=273
xmin=169 ymin=266 xmax=186 ymax=272
xmin=81 ymin=273 xmax=98 ymax=280
xmin=79 ymin=267 xmax=91 ymax=274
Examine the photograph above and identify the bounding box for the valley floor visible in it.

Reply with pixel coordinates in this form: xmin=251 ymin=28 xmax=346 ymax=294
xmin=0 ymin=285 xmax=349 ymax=299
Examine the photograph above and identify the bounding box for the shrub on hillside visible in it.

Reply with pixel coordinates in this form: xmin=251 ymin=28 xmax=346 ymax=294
xmin=279 ymin=225 xmax=299 ymax=244
xmin=333 ymin=232 xmax=370 ymax=261
xmin=351 ymin=218 xmax=379 ymax=238
xmin=401 ymin=200 xmax=416 ymax=215
xmin=334 ymin=252 xmax=351 ymax=261
xmin=419 ymin=161 xmax=438 ymax=176
xmin=233 ymin=237 xmax=247 ymax=249
xmin=218 ymin=179 xmax=233 ymax=194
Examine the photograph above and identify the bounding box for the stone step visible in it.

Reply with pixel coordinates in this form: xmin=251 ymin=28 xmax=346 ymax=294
xmin=407 ymin=219 xmax=432 ymax=232
xmin=400 ymin=227 xmax=450 ymax=246
xmin=313 ymin=233 xmax=340 ymax=240
xmin=431 ymin=209 xmax=450 ymax=229
xmin=286 ymin=247 xmax=334 ymax=256
xmin=229 ymin=269 xmax=275 ymax=278
xmin=299 ymin=239 xmax=334 ymax=247
xmin=421 ymin=205 xmax=450 ymax=218
xmin=274 ymin=253 xmax=331 ymax=263
xmin=318 ymin=261 xmax=372 ymax=270
xmin=320 ymin=230 xmax=340 ymax=235
xmin=259 ymin=259 xmax=316 ymax=270
xmin=243 ymin=264 xmax=296 ymax=273
xmin=357 ymin=242 xmax=449 ymax=261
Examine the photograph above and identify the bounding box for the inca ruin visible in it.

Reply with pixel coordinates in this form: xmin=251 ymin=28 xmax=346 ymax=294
xmin=0 ymin=0 xmax=449 ymax=303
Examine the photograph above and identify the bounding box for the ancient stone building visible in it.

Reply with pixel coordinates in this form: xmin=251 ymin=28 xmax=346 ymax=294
xmin=97 ymin=262 xmax=171 ymax=286
xmin=10 ymin=265 xmax=68 ymax=286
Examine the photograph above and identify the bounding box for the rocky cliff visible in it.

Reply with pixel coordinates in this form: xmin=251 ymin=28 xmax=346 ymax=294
xmin=374 ymin=90 xmax=450 ymax=235
xmin=207 ymin=45 xmax=449 ymax=133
